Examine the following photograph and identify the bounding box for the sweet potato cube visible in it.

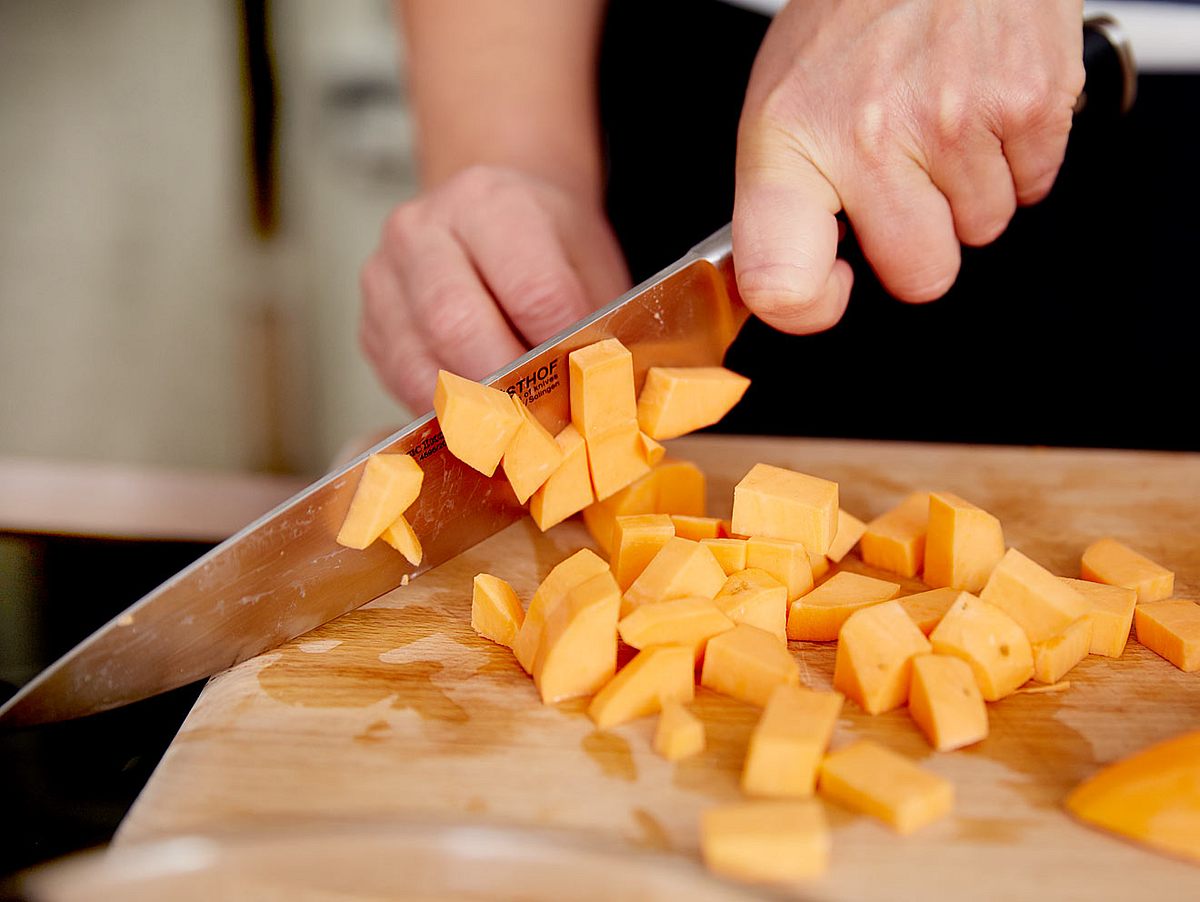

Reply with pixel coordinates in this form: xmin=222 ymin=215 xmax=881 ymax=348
xmin=860 ymin=492 xmax=929 ymax=578
xmin=700 ymin=624 xmax=800 ymax=707
xmin=908 ymin=654 xmax=988 ymax=751
xmin=670 ymin=515 xmax=726 ymax=541
xmin=742 ymin=685 xmax=843 ymax=797
xmin=512 ymin=548 xmax=610 ymax=673
xmin=787 ymin=571 xmax=901 ymax=642
xmin=653 ymin=458 xmax=706 ymax=516
xmin=622 ymin=537 xmax=726 ymax=616
xmin=1135 ymin=600 xmax=1200 ymax=671
xmin=587 ymin=645 xmax=695 ymax=729
xmin=585 ymin=419 xmax=652 ymax=502
xmin=617 ymin=597 xmax=734 ymax=658
xmin=336 ymin=453 xmax=424 ymax=550
xmin=470 ymin=574 xmax=524 ymax=648
xmin=700 ymin=538 xmax=748 ymax=576
xmin=819 ymin=740 xmax=954 ymax=835
xmin=569 ymin=339 xmax=636 ymax=439
xmin=833 ymin=601 xmax=932 ymax=714
xmin=731 ymin=464 xmax=838 ymax=554
xmin=898 ymin=587 xmax=961 ymax=635
xmin=980 ymin=548 xmax=1088 ymax=643
xmin=610 ymin=514 xmax=675 ymax=591
xmin=1065 ymin=730 xmax=1200 ymax=863
xmin=746 ymin=536 xmax=814 ymax=602
xmin=929 ymin=593 xmax=1033 ymax=701
xmin=502 ymin=396 xmax=565 ymax=504
xmin=529 ymin=424 xmax=594 ymax=531
xmin=923 ymin=492 xmax=1005 ymax=593
xmin=701 ymin=800 xmax=829 ymax=883
xmin=1081 ymin=538 xmax=1175 ymax=603
xmin=639 ymin=432 xmax=666 ymax=466
xmin=381 ymin=514 xmax=423 ymax=566
xmin=654 ymin=700 xmax=705 ymax=761
xmin=714 ymin=569 xmax=788 ymax=643
xmin=636 ymin=366 xmax=750 ymax=440
xmin=1061 ymin=577 xmax=1137 ymax=657
xmin=827 ymin=509 xmax=867 ymax=563
xmin=1031 ymin=617 xmax=1093 ymax=684
xmin=434 ymin=370 xmax=523 ymax=477
xmin=581 ymin=468 xmax=658 ymax=554
xmin=533 ymin=570 xmax=621 ymax=704
xmin=808 ymin=550 xmax=831 ymax=582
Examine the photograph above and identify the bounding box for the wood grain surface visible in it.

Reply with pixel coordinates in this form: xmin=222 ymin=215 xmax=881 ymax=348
xmin=116 ymin=436 xmax=1200 ymax=899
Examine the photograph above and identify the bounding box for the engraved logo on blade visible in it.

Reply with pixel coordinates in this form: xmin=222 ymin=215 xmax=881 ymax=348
xmin=505 ymin=357 xmax=561 ymax=405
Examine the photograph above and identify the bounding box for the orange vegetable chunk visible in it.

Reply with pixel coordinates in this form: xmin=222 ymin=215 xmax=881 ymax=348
xmin=433 ymin=370 xmax=523 ymax=477
xmin=1065 ymin=730 xmax=1200 ymax=863
xmin=617 ymin=597 xmax=734 ymax=658
xmin=587 ymin=645 xmax=695 ymax=729
xmin=610 ymin=514 xmax=675 ymax=591
xmin=502 ymin=395 xmax=564 ymax=504
xmin=568 ymin=338 xmax=636 ymax=438
xmin=714 ymin=569 xmax=788 ymax=643
xmin=470 ymin=574 xmax=524 ymax=648
xmin=585 ymin=419 xmax=652 ymax=502
xmin=1031 ymin=617 xmax=1093 ymax=684
xmin=534 ymin=570 xmax=622 ymax=704
xmin=639 ymin=432 xmax=666 ymax=466
xmin=1060 ymin=577 xmax=1137 ymax=657
xmin=381 ymin=514 xmax=423 ymax=566
xmin=746 ymin=536 xmax=814 ymax=602
xmin=808 ymin=550 xmax=831 ymax=581
xmin=897 ymin=587 xmax=962 ymax=635
xmin=653 ymin=459 xmax=707 ymax=517
xmin=929 ymin=592 xmax=1033 ymax=701
xmin=700 ymin=624 xmax=800 ymax=707
xmin=654 ymin=700 xmax=705 ymax=761
xmin=511 ymin=548 xmax=610 ymax=673
xmin=581 ymin=468 xmax=658 ymax=554
xmin=980 ymin=548 xmax=1088 ymax=643
xmin=819 ymin=740 xmax=954 ymax=835
xmin=833 ymin=600 xmax=932 ymax=714
xmin=635 ymin=366 xmax=750 ymax=440
xmin=700 ymin=538 xmax=748 ymax=575
xmin=742 ymin=685 xmax=843 ymax=797
xmin=731 ymin=463 xmax=838 ymax=554
xmin=336 ymin=453 xmax=424 ymax=550
xmin=701 ymin=800 xmax=830 ymax=883
xmin=786 ymin=571 xmax=901 ymax=642
xmin=670 ymin=515 xmax=726 ymax=541
xmin=1081 ymin=537 xmax=1175 ymax=603
xmin=1134 ymin=599 xmax=1200 ymax=671
xmin=826 ymin=509 xmax=867 ymax=563
xmin=622 ymin=537 xmax=726 ymax=616
xmin=908 ymin=654 xmax=988 ymax=751
xmin=923 ymin=491 xmax=1005 ymax=593
xmin=528 ymin=424 xmax=594 ymax=531
xmin=860 ymin=492 xmax=929 ymax=578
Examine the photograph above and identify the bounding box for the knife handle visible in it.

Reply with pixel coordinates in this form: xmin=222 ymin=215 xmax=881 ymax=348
xmin=1077 ymin=16 xmax=1137 ymax=122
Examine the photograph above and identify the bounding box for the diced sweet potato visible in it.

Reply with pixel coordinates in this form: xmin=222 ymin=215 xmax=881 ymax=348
xmin=1031 ymin=617 xmax=1093 ymax=684
xmin=617 ymin=597 xmax=734 ymax=658
xmin=336 ymin=453 xmax=424 ymax=550
xmin=533 ymin=571 xmax=621 ymax=704
xmin=701 ymin=800 xmax=830 ymax=883
xmin=470 ymin=574 xmax=524 ymax=648
xmin=636 ymin=366 xmax=750 ymax=440
xmin=700 ymin=538 xmax=748 ymax=576
xmin=585 ymin=419 xmax=652 ymax=502
xmin=434 ymin=370 xmax=523 ymax=477
xmin=670 ymin=515 xmax=727 ymax=541
xmin=581 ymin=468 xmax=658 ymax=554
xmin=908 ymin=654 xmax=988 ymax=751
xmin=897 ymin=587 xmax=961 ymax=635
xmin=833 ymin=600 xmax=932 ymax=714
xmin=819 ymin=740 xmax=954 ymax=835
xmin=714 ymin=569 xmax=788 ymax=643
xmin=731 ymin=464 xmax=838 ymax=554
xmin=929 ymin=593 xmax=1033 ymax=701
xmin=639 ymin=432 xmax=666 ymax=466
xmin=742 ymin=685 xmax=843 ymax=797
xmin=860 ymin=492 xmax=929 ymax=578
xmin=654 ymin=700 xmax=705 ymax=761
xmin=381 ymin=514 xmax=422 ymax=566
xmin=923 ymin=491 xmax=1005 ymax=593
xmin=610 ymin=514 xmax=675 ymax=591
xmin=653 ymin=459 xmax=707 ymax=517
xmin=700 ymin=624 xmax=800 ymax=707
xmin=1060 ymin=577 xmax=1136 ymax=657
xmin=787 ymin=571 xmax=901 ymax=642
xmin=745 ymin=536 xmax=814 ymax=602
xmin=569 ymin=339 xmax=636 ymax=439
xmin=511 ymin=549 xmax=610 ymax=673
xmin=1134 ymin=599 xmax=1200 ymax=671
xmin=529 ymin=424 xmax=595 ymax=532
xmin=980 ymin=548 xmax=1088 ymax=643
xmin=587 ymin=645 xmax=695 ymax=729
xmin=1081 ymin=538 xmax=1175 ymax=603
xmin=826 ymin=509 xmax=867 ymax=563
xmin=502 ymin=396 xmax=565 ymax=504
xmin=622 ymin=537 xmax=726 ymax=616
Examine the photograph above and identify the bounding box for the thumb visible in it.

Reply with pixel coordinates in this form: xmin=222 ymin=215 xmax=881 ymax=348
xmin=733 ymin=149 xmax=853 ymax=334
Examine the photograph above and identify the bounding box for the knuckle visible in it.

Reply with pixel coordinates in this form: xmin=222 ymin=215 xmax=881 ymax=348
xmin=421 ymin=284 xmax=477 ymax=347
xmin=851 ymin=98 xmax=903 ymax=171
xmin=889 ymin=260 xmax=959 ymax=303
xmin=382 ymin=203 xmax=422 ymax=248
xmin=453 ymin=164 xmax=508 ymax=200
xmin=504 ymin=272 xmax=573 ymax=332
xmin=739 ymin=264 xmax=828 ymax=327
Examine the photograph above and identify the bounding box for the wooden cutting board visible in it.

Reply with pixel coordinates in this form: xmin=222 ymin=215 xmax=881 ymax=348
xmin=115 ymin=436 xmax=1200 ymax=899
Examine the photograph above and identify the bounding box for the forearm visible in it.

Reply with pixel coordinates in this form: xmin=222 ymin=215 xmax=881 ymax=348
xmin=396 ymin=0 xmax=608 ymax=202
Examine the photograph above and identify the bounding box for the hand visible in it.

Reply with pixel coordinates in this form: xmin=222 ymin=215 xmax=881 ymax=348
xmin=733 ymin=0 xmax=1085 ymax=333
xmin=360 ymin=166 xmax=630 ymax=411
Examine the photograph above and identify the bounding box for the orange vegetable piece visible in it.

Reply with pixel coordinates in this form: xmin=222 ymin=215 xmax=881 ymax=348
xmin=745 ymin=536 xmax=814 ymax=602
xmin=639 ymin=432 xmax=666 ymax=466
xmin=731 ymin=463 xmax=839 ymax=554
xmin=635 ymin=366 xmax=750 ymax=440
xmin=653 ymin=459 xmax=706 ymax=517
xmin=1031 ymin=617 xmax=1093 ymax=684
xmin=528 ymin=424 xmax=595 ymax=531
xmin=587 ymin=645 xmax=695 ymax=729
xmin=434 ymin=370 xmax=523 ymax=477
xmin=1081 ymin=537 xmax=1175 ymax=603
xmin=980 ymin=548 xmax=1088 ymax=643
xmin=701 ymin=800 xmax=830 ymax=883
xmin=502 ymin=396 xmax=564 ymax=504
xmin=617 ymin=597 xmax=734 ymax=658
xmin=713 ymin=569 xmax=788 ymax=643
xmin=610 ymin=513 xmax=675 ymax=591
xmin=585 ymin=419 xmax=652 ymax=502
xmin=470 ymin=574 xmax=524 ymax=648
xmin=928 ymin=592 xmax=1033 ymax=701
xmin=380 ymin=514 xmax=422 ymax=566
xmin=670 ymin=515 xmax=726 ymax=541
xmin=860 ymin=492 xmax=929 ymax=578
xmin=897 ymin=587 xmax=961 ymax=635
xmin=568 ymin=339 xmax=636 ymax=439
xmin=1135 ymin=599 xmax=1200 ymax=672
xmin=826 ymin=509 xmax=867 ymax=563
xmin=511 ymin=548 xmax=610 ymax=673
xmin=622 ymin=537 xmax=726 ymax=616
xmin=533 ymin=570 xmax=622 ymax=704
xmin=807 ymin=550 xmax=831 ymax=582
xmin=1060 ymin=577 xmax=1137 ymax=657
xmin=700 ymin=538 xmax=748 ymax=576
xmin=833 ymin=600 xmax=932 ymax=714
xmin=907 ymin=654 xmax=988 ymax=751
xmin=654 ymin=700 xmax=705 ymax=761
xmin=700 ymin=623 xmax=800 ymax=707
xmin=923 ymin=491 xmax=1005 ymax=593
xmin=581 ymin=468 xmax=658 ymax=554
xmin=742 ymin=685 xmax=843 ymax=797
xmin=335 ymin=453 xmax=424 ymax=550
xmin=786 ymin=571 xmax=901 ymax=642
xmin=819 ymin=740 xmax=954 ymax=835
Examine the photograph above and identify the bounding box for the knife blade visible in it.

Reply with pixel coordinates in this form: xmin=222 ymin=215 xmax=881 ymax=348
xmin=0 ymin=226 xmax=747 ymax=727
